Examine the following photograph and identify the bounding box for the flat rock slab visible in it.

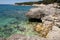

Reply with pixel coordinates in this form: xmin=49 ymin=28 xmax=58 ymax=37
xmin=0 ymin=38 xmax=6 ymax=40
xmin=7 ymin=34 xmax=47 ymax=40
xmin=47 ymin=26 xmax=60 ymax=40
xmin=7 ymin=26 xmax=60 ymax=40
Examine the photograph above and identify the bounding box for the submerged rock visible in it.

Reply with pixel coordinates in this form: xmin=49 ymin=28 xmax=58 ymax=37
xmin=7 ymin=27 xmax=60 ymax=40
xmin=4 ymin=25 xmax=7 ymax=27
xmin=10 ymin=21 xmax=18 ymax=24
xmin=16 ymin=25 xmax=26 ymax=32
xmin=18 ymin=27 xmax=26 ymax=32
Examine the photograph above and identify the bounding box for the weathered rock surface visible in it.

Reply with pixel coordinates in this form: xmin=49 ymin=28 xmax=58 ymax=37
xmin=47 ymin=26 xmax=60 ymax=40
xmin=26 ymin=3 xmax=60 ymax=27
xmin=34 ymin=21 xmax=53 ymax=38
xmin=7 ymin=34 xmax=47 ymax=40
xmin=0 ymin=37 xmax=6 ymax=40
xmin=26 ymin=3 xmax=60 ymax=19
xmin=7 ymin=28 xmax=60 ymax=40
xmin=42 ymin=13 xmax=60 ymax=28
xmin=25 ymin=3 xmax=60 ymax=40
xmin=26 ymin=7 xmax=45 ymax=19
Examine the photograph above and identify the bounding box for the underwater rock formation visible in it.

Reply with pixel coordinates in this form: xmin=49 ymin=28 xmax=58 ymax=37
xmin=18 ymin=26 xmax=26 ymax=32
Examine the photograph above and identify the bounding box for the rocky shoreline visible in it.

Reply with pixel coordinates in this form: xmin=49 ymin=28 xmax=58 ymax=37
xmin=0 ymin=3 xmax=60 ymax=40
xmin=25 ymin=3 xmax=60 ymax=40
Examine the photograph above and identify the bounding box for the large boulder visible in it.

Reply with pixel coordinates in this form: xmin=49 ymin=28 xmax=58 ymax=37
xmin=7 ymin=34 xmax=47 ymax=40
xmin=26 ymin=4 xmax=59 ymax=19
xmin=26 ymin=8 xmax=45 ymax=19
xmin=42 ymin=13 xmax=60 ymax=27
xmin=47 ymin=26 xmax=60 ymax=40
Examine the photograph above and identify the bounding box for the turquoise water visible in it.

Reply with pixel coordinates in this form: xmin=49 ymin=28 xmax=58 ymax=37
xmin=0 ymin=4 xmax=37 ymax=38
xmin=0 ymin=4 xmax=33 ymax=26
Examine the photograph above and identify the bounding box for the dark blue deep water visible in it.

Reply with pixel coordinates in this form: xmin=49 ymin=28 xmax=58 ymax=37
xmin=0 ymin=4 xmax=33 ymax=26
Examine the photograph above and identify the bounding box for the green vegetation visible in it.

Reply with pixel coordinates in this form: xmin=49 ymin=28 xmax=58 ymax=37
xmin=43 ymin=0 xmax=57 ymax=4
xmin=43 ymin=0 xmax=60 ymax=4
xmin=15 ymin=0 xmax=60 ymax=5
xmin=15 ymin=1 xmax=43 ymax=5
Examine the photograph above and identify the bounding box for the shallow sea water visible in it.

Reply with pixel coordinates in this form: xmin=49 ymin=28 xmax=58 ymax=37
xmin=0 ymin=4 xmax=37 ymax=38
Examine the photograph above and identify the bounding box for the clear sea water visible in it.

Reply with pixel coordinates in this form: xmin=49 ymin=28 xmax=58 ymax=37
xmin=0 ymin=4 xmax=37 ymax=38
xmin=0 ymin=4 xmax=33 ymax=26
